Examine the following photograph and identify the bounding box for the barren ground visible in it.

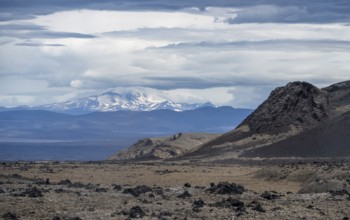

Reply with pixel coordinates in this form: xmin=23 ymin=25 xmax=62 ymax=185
xmin=0 ymin=161 xmax=349 ymax=219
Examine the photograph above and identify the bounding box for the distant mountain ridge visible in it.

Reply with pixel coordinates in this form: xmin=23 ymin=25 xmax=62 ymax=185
xmin=37 ymin=91 xmax=215 ymax=114
xmin=0 ymin=91 xmax=216 ymax=114
xmin=0 ymin=106 xmax=253 ymax=143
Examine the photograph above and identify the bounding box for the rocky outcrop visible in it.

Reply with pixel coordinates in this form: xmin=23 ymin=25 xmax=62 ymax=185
xmin=239 ymin=81 xmax=329 ymax=135
xmin=108 ymin=133 xmax=220 ymax=160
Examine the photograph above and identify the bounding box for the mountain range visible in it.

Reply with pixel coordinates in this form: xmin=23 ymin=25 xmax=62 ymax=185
xmin=0 ymin=91 xmax=215 ymax=114
xmin=0 ymin=106 xmax=252 ymax=146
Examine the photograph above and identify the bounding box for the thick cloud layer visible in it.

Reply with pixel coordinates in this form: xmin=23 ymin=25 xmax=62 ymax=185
xmin=0 ymin=1 xmax=349 ymax=108
xmin=1 ymin=0 xmax=350 ymax=23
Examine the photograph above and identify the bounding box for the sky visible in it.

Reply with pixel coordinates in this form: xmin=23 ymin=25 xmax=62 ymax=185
xmin=0 ymin=0 xmax=350 ymax=108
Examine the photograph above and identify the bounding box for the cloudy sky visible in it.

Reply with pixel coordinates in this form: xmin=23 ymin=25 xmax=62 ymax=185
xmin=0 ymin=0 xmax=350 ymax=108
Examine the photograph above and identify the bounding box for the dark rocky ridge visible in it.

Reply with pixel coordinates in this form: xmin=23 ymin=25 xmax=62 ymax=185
xmin=239 ymin=81 xmax=329 ymax=134
xmin=178 ymin=80 xmax=350 ymax=161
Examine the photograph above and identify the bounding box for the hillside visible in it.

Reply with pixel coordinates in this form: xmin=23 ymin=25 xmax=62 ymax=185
xmin=242 ymin=110 xmax=350 ymax=158
xmin=178 ymin=80 xmax=350 ymax=162
xmin=108 ymin=133 xmax=220 ymax=160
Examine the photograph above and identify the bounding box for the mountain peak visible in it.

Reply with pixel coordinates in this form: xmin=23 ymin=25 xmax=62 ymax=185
xmin=238 ymin=81 xmax=329 ymax=134
xmin=39 ymin=91 xmax=216 ymax=113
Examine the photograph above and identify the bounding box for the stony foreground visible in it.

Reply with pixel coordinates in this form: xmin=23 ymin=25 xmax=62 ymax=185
xmin=0 ymin=161 xmax=349 ymax=219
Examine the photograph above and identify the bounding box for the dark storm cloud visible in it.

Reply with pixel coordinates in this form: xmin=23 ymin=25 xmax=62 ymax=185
xmin=1 ymin=30 xmax=96 ymax=39
xmin=0 ymin=23 xmax=96 ymax=40
xmin=15 ymin=42 xmax=65 ymax=47
xmin=154 ymin=40 xmax=350 ymax=52
xmin=71 ymin=75 xmax=278 ymax=91
xmin=227 ymin=4 xmax=350 ymax=24
xmin=143 ymin=76 xmax=275 ymax=90
xmin=1 ymin=0 xmax=350 ymax=23
xmin=0 ymin=24 xmax=46 ymax=31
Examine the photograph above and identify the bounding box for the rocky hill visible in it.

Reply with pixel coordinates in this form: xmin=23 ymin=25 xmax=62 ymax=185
xmin=108 ymin=133 xmax=220 ymax=160
xmin=178 ymin=80 xmax=350 ymax=162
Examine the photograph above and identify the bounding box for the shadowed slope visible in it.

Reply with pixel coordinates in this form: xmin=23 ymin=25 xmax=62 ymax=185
xmin=242 ymin=111 xmax=350 ymax=158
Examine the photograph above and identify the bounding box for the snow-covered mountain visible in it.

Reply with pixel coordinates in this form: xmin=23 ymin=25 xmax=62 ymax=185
xmin=38 ymin=91 xmax=215 ymax=113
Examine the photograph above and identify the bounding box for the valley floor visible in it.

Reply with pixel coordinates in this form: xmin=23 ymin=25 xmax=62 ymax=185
xmin=0 ymin=161 xmax=349 ymax=219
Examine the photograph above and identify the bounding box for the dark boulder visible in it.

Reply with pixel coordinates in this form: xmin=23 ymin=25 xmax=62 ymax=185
xmin=123 ymin=185 xmax=152 ymax=197
xmin=129 ymin=206 xmax=145 ymax=218
xmin=213 ymin=197 xmax=245 ymax=212
xmin=177 ymin=190 xmax=191 ymax=199
xmin=261 ymin=191 xmax=281 ymax=200
xmin=207 ymin=182 xmax=245 ymax=195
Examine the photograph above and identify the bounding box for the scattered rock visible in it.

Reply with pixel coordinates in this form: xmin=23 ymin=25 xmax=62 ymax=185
xmin=112 ymin=184 xmax=122 ymax=191
xmin=123 ymin=185 xmax=152 ymax=197
xmin=329 ymin=189 xmax=349 ymax=196
xmin=306 ymin=205 xmax=314 ymax=209
xmin=11 ymin=174 xmax=22 ymax=179
xmin=95 ymin=188 xmax=107 ymax=193
xmin=249 ymin=201 xmax=266 ymax=213
xmin=14 ymin=187 xmax=43 ymax=198
xmin=213 ymin=197 xmax=245 ymax=212
xmin=129 ymin=206 xmax=145 ymax=218
xmin=207 ymin=182 xmax=245 ymax=195
xmin=58 ymin=179 xmax=72 ymax=185
xmin=158 ymin=209 xmax=172 ymax=218
xmin=184 ymin=183 xmax=191 ymax=188
xmin=69 ymin=182 xmax=87 ymax=188
xmin=192 ymin=198 xmax=205 ymax=212
xmin=58 ymin=179 xmax=95 ymax=189
xmin=261 ymin=191 xmax=281 ymax=200
xmin=177 ymin=190 xmax=191 ymax=199
xmin=54 ymin=189 xmax=66 ymax=193
xmin=193 ymin=198 xmax=205 ymax=208
xmin=155 ymin=169 xmax=178 ymax=175
xmin=153 ymin=187 xmax=164 ymax=196
xmin=2 ymin=212 xmax=18 ymax=220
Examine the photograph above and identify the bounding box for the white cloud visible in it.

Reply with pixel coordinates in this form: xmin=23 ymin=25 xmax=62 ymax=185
xmin=0 ymin=95 xmax=36 ymax=107
xmin=1 ymin=7 xmax=350 ymax=108
xmin=228 ymin=5 xmax=308 ymax=23
xmin=31 ymin=9 xmax=231 ymax=33
xmin=70 ymin=80 xmax=83 ymax=88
